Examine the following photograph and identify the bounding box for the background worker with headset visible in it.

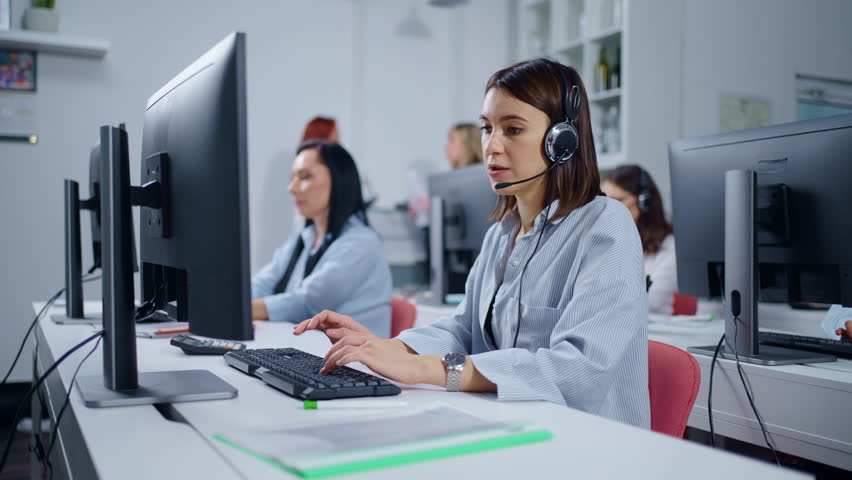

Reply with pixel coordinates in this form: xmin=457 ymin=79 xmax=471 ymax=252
xmin=602 ymin=165 xmax=678 ymax=314
xmin=252 ymin=141 xmax=393 ymax=338
xmin=294 ymin=59 xmax=651 ymax=428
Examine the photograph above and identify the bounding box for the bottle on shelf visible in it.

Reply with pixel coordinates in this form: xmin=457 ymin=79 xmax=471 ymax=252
xmin=610 ymin=47 xmax=621 ymax=89
xmin=595 ymin=47 xmax=611 ymax=93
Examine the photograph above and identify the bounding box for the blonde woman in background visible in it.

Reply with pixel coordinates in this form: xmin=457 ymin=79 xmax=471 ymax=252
xmin=445 ymin=123 xmax=483 ymax=168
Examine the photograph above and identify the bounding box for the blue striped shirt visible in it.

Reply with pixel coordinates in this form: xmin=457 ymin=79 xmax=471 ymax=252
xmin=252 ymin=215 xmax=392 ymax=338
xmin=397 ymin=196 xmax=651 ymax=428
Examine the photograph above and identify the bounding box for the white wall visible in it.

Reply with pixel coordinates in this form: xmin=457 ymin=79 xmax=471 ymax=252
xmin=680 ymin=0 xmax=852 ymax=139
xmin=0 ymin=0 xmax=509 ymax=382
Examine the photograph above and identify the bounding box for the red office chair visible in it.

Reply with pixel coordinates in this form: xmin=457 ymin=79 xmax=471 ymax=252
xmin=672 ymin=293 xmax=698 ymax=316
xmin=648 ymin=340 xmax=701 ymax=438
xmin=390 ymin=297 xmax=417 ymax=337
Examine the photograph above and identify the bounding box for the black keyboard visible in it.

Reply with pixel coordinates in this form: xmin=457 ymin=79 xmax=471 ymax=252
xmin=759 ymin=331 xmax=852 ymax=359
xmin=224 ymin=348 xmax=401 ymax=400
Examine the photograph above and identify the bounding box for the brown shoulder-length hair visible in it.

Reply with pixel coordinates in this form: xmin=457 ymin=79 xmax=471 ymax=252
xmin=604 ymin=165 xmax=672 ymax=254
xmin=486 ymin=59 xmax=601 ymax=222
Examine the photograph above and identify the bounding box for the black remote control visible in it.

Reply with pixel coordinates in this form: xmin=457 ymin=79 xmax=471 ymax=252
xmin=170 ymin=334 xmax=247 ymax=355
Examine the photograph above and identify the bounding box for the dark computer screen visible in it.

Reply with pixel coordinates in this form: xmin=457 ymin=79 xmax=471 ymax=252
xmin=669 ymin=113 xmax=852 ymax=307
xmin=428 ymin=164 xmax=497 ymax=299
xmin=139 ymin=32 xmax=252 ymax=340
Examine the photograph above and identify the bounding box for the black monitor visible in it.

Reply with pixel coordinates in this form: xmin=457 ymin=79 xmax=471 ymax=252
xmin=55 ymin=125 xmax=138 ymax=324
xmin=76 ymin=32 xmax=250 ymax=407
xmin=669 ymin=113 xmax=852 ymax=364
xmin=428 ymin=164 xmax=497 ymax=303
xmin=137 ymin=32 xmax=252 ymax=341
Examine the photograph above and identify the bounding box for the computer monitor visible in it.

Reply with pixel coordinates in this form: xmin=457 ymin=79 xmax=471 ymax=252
xmin=428 ymin=164 xmax=497 ymax=302
xmin=669 ymin=113 xmax=852 ymax=364
xmin=137 ymin=32 xmax=252 ymax=341
xmin=55 ymin=125 xmax=138 ymax=324
xmin=76 ymin=32 xmax=250 ymax=407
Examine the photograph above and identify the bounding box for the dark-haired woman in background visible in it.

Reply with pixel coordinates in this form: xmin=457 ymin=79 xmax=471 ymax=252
xmin=294 ymin=59 xmax=650 ymax=428
xmin=602 ymin=165 xmax=676 ymax=314
xmin=251 ymin=141 xmax=392 ymax=338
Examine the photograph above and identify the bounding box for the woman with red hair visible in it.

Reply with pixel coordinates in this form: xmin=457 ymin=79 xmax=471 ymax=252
xmin=301 ymin=116 xmax=339 ymax=143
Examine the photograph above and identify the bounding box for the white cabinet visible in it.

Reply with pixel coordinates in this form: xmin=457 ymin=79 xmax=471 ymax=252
xmin=516 ymin=0 xmax=683 ymax=207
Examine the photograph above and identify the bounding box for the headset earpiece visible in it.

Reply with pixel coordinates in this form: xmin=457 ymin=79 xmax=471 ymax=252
xmin=637 ymin=169 xmax=653 ymax=213
xmin=542 ymin=60 xmax=582 ymax=166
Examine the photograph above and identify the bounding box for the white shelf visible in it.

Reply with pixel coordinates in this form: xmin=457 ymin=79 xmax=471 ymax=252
xmin=0 ymin=30 xmax=109 ymax=58
xmin=587 ymin=26 xmax=622 ymax=44
xmin=588 ymin=88 xmax=622 ymax=102
xmin=554 ymin=38 xmax=584 ymax=52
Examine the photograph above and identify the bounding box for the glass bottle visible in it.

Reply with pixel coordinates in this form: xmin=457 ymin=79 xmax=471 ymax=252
xmin=595 ymin=47 xmax=610 ymax=92
xmin=610 ymin=47 xmax=621 ymax=89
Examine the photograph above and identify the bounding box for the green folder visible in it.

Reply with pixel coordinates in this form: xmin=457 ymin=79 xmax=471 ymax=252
xmin=213 ymin=406 xmax=553 ymax=478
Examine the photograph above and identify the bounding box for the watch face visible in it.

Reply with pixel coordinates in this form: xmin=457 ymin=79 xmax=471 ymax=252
xmin=444 ymin=352 xmax=466 ymax=368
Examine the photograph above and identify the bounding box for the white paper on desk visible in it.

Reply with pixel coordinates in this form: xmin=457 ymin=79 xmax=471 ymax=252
xmin=222 ymin=406 xmax=507 ymax=457
xmin=216 ymin=405 xmax=545 ymax=474
xmin=821 ymin=305 xmax=852 ymax=340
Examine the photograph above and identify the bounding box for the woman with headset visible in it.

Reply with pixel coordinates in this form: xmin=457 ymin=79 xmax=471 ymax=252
xmin=602 ymin=166 xmax=677 ymax=314
xmin=294 ymin=59 xmax=650 ymax=428
xmin=252 ymin=141 xmax=393 ymax=338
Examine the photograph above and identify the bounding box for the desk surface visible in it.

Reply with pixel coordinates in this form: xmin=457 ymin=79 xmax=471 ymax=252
xmin=415 ymin=300 xmax=852 ymax=471
xmin=36 ymin=302 xmax=808 ymax=479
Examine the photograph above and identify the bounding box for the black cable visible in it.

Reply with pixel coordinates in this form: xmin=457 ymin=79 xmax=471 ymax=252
xmin=511 ymin=199 xmax=553 ymax=349
xmin=0 ymin=329 xmax=105 ymax=475
xmin=732 ymin=316 xmax=781 ymax=466
xmin=707 ymin=333 xmax=725 ymax=448
xmin=1 ymin=274 xmax=101 ymax=386
xmin=44 ymin=333 xmax=103 ymax=479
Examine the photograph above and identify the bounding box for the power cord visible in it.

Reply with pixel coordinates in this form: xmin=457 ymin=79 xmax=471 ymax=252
xmin=1 ymin=274 xmax=101 ymax=386
xmin=0 ymin=329 xmax=105 ymax=476
xmin=707 ymin=334 xmax=725 ymax=447
xmin=732 ymin=315 xmax=781 ymax=466
xmin=43 ymin=333 xmax=103 ymax=479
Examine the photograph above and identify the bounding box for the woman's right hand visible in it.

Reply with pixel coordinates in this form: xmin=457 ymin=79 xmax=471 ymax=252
xmin=293 ymin=310 xmax=376 ymax=344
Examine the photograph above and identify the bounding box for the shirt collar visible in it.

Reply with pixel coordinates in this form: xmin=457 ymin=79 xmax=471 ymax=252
xmin=499 ymin=198 xmax=567 ymax=235
xmin=298 ymin=214 xmax=363 ymax=251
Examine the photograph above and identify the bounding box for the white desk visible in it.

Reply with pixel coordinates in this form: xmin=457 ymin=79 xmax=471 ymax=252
xmin=33 ymin=302 xmax=807 ymax=479
xmin=415 ymin=301 xmax=852 ymax=471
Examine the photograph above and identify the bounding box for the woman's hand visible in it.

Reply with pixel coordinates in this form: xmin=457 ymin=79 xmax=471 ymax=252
xmin=251 ymin=299 xmax=269 ymax=321
xmin=293 ymin=310 xmax=376 ymax=343
xmin=836 ymin=320 xmax=852 ymax=341
xmin=321 ymin=337 xmax=443 ymax=386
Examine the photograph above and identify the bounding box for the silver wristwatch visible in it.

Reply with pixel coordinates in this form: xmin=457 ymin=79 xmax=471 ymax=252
xmin=442 ymin=352 xmax=466 ymax=392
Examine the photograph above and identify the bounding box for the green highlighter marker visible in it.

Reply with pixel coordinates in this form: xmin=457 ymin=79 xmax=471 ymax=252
xmin=304 ymin=399 xmax=408 ymax=410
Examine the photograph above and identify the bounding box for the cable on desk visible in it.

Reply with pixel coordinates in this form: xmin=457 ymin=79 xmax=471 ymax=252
xmin=43 ymin=333 xmax=103 ymax=479
xmin=1 ymin=274 xmax=101 ymax=386
xmin=708 ymin=333 xmax=725 ymax=448
xmin=0 ymin=329 xmax=105 ymax=476
xmin=732 ymin=316 xmax=781 ymax=466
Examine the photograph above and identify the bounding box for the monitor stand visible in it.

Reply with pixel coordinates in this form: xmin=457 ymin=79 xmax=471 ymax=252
xmin=76 ymin=126 xmax=236 ymax=408
xmin=688 ymin=169 xmax=835 ymax=366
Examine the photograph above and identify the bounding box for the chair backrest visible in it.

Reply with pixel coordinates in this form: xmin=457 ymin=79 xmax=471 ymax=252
xmin=648 ymin=340 xmax=701 ymax=438
xmin=390 ymin=296 xmax=417 ymax=337
xmin=672 ymin=293 xmax=698 ymax=316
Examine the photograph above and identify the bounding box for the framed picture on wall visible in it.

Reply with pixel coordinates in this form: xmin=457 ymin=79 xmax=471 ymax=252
xmin=0 ymin=50 xmax=38 ymax=91
xmin=719 ymin=95 xmax=771 ymax=133
xmin=0 ymin=0 xmax=10 ymax=31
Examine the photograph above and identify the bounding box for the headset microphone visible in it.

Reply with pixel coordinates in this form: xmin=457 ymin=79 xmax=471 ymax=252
xmin=494 ymin=160 xmax=560 ymax=190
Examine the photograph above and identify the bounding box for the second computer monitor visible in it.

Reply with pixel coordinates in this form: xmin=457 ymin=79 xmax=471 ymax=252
xmin=428 ymin=164 xmax=497 ymax=301
xmin=669 ymin=113 xmax=852 ymax=307
xmin=139 ymin=32 xmax=252 ymax=340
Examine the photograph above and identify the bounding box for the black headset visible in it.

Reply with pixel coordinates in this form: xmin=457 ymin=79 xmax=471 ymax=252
xmin=506 ymin=59 xmax=583 ymax=349
xmin=637 ymin=167 xmax=653 ymax=214
xmin=542 ymin=59 xmax=582 ymax=166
